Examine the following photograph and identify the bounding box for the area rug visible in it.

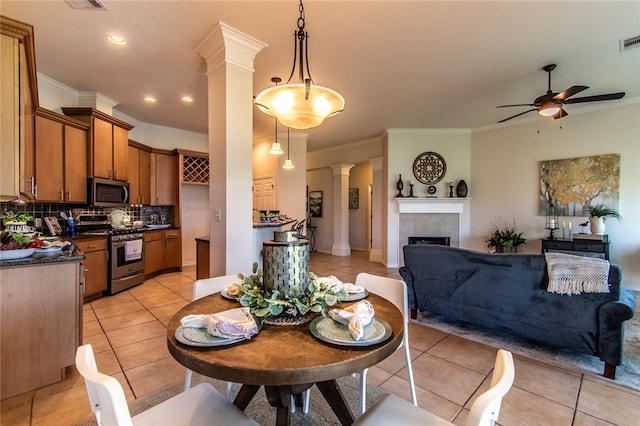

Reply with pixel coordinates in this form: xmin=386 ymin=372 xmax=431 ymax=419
xmin=74 ymin=374 xmax=381 ymax=425
xmin=413 ymin=311 xmax=640 ymax=391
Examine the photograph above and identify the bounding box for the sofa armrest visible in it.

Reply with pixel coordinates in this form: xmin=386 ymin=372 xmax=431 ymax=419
xmin=597 ymin=288 xmax=636 ymax=369
xmin=399 ymin=266 xmax=418 ymax=319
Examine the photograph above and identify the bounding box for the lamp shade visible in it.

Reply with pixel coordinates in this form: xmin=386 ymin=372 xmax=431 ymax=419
xmin=269 ymin=142 xmax=284 ymax=155
xmin=255 ymin=83 xmax=345 ymax=130
xmin=539 ymin=102 xmax=561 ymax=117
xmin=283 ymin=158 xmax=294 ymax=169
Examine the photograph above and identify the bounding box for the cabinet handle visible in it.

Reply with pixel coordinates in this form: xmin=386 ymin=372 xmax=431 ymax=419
xmin=114 ymin=170 xmax=118 ymax=179
xmin=60 ymin=190 xmax=64 ymax=201
xmin=27 ymin=176 xmax=36 ymax=196
xmin=34 ymin=183 xmax=38 ymax=199
xmin=67 ymin=191 xmax=71 ymax=200
xmin=109 ymin=170 xmax=113 ymax=179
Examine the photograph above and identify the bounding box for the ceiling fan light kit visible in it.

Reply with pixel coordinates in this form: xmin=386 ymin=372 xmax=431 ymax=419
xmin=254 ymin=0 xmax=345 ymax=130
xmin=497 ymin=63 xmax=625 ymax=123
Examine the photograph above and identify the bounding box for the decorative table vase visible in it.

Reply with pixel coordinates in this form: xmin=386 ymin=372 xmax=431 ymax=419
xmin=589 ymin=217 xmax=606 ymax=235
xmin=456 ymin=180 xmax=468 ymax=198
xmin=262 ymin=233 xmax=310 ymax=294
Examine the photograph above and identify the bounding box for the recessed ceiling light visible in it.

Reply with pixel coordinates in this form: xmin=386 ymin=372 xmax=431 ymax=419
xmin=144 ymin=96 xmax=157 ymax=103
xmin=181 ymin=96 xmax=194 ymax=103
xmin=107 ymin=34 xmax=126 ymax=46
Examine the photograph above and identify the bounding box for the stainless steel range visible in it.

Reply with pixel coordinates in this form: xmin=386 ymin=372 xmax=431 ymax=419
xmin=77 ymin=214 xmax=145 ymax=295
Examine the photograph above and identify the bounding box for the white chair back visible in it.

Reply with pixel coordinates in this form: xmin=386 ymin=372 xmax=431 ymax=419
xmin=193 ymin=274 xmax=241 ymax=300
xmin=76 ymin=344 xmax=134 ymax=426
xmin=355 ymin=272 xmax=408 ymax=324
xmin=466 ymin=349 xmax=515 ymax=426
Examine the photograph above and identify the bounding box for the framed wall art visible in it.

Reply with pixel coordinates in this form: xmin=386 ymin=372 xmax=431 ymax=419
xmin=539 ymin=153 xmax=620 ymax=216
xmin=309 ymin=190 xmax=323 ymax=217
xmin=349 ymin=188 xmax=359 ymax=209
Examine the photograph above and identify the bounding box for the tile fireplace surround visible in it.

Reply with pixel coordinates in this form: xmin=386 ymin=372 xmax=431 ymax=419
xmin=395 ymin=198 xmax=470 ymax=267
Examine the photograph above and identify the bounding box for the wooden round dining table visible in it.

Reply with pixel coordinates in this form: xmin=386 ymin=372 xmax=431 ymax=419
xmin=167 ymin=292 xmax=404 ymax=426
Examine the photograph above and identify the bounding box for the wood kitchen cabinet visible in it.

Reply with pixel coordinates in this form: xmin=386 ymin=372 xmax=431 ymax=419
xmin=144 ymin=230 xmax=164 ymax=276
xmin=151 ymin=151 xmax=177 ymax=205
xmin=75 ymin=238 xmax=108 ymax=301
xmin=164 ymin=229 xmax=182 ymax=271
xmin=33 ymin=108 xmax=88 ymax=203
xmin=62 ymin=107 xmax=133 ymax=182
xmin=128 ymin=141 xmax=151 ymax=205
xmin=1 ymin=260 xmax=82 ymax=398
xmin=1 ymin=17 xmax=37 ymax=201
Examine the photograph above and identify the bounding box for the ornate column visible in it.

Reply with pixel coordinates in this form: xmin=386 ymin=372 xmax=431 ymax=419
xmin=195 ymin=22 xmax=266 ymax=276
xmin=330 ymin=163 xmax=354 ymax=256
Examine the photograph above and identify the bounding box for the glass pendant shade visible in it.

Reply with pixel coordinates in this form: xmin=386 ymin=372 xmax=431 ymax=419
xmin=269 ymin=142 xmax=284 ymax=155
xmin=283 ymin=158 xmax=294 ymax=169
xmin=539 ymin=102 xmax=561 ymax=117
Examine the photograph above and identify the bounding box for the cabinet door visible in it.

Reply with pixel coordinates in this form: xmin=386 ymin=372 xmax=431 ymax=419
xmin=112 ymin=126 xmax=128 ymax=181
xmin=93 ymin=117 xmax=113 ymax=179
xmin=128 ymin=146 xmax=140 ymax=203
xmin=144 ymin=239 xmax=164 ymax=275
xmin=0 ymin=34 xmax=19 ymax=199
xmin=164 ymin=230 xmax=182 ymax=270
xmin=34 ymin=115 xmax=64 ymax=201
xmin=76 ymin=239 xmax=108 ymax=298
xmin=152 ymin=153 xmax=176 ymax=205
xmin=138 ymin=149 xmax=151 ymax=205
xmin=64 ymin=126 xmax=87 ymax=203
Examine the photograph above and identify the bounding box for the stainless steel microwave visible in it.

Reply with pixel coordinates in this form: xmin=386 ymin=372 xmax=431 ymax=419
xmin=88 ymin=177 xmax=130 ymax=207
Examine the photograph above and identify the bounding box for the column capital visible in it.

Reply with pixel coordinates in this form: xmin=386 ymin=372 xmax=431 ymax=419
xmin=195 ymin=21 xmax=267 ymax=73
xmin=330 ymin=163 xmax=354 ymax=176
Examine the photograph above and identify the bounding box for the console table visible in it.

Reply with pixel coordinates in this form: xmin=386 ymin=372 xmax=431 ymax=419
xmin=541 ymin=236 xmax=610 ymax=260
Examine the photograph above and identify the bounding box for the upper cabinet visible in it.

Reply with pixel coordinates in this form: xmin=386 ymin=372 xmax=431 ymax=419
xmin=62 ymin=108 xmax=133 ymax=182
xmin=151 ymin=150 xmax=176 ymax=206
xmin=128 ymin=141 xmax=151 ymax=205
xmin=32 ymin=108 xmax=88 ymax=203
xmin=0 ymin=16 xmax=38 ymax=201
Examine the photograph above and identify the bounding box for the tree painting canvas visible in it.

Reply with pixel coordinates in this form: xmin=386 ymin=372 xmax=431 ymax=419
xmin=540 ymin=154 xmax=620 ymax=216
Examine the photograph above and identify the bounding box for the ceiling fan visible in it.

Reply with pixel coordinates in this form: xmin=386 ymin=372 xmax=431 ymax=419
xmin=497 ymin=64 xmax=625 ymax=123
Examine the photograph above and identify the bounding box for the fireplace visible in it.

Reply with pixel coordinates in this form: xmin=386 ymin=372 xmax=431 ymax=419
xmin=408 ymin=236 xmax=450 ymax=246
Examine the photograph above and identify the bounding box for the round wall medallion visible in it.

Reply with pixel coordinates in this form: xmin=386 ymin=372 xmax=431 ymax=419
xmin=412 ymin=152 xmax=446 ymax=184
xmin=427 ymin=185 xmax=437 ymax=195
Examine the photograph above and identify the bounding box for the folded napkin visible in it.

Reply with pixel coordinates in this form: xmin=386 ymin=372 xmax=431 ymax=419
xmin=316 ymin=275 xmax=343 ymax=292
xmin=329 ymin=300 xmax=375 ymax=340
xmin=181 ymin=307 xmax=258 ymax=339
xmin=342 ymin=283 xmax=365 ymax=294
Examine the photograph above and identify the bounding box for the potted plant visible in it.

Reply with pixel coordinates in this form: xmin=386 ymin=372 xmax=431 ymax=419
xmin=486 ymin=220 xmax=527 ymax=253
xmin=587 ymin=204 xmax=622 ymax=235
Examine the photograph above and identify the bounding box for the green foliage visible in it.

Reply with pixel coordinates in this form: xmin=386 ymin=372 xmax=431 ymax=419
xmin=587 ymin=204 xmax=622 ymax=221
xmin=486 ymin=220 xmax=527 ymax=249
xmin=237 ymin=263 xmax=347 ymax=319
xmin=0 ymin=210 xmax=33 ymax=224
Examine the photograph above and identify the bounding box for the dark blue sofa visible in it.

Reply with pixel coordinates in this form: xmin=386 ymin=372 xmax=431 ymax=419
xmin=399 ymin=244 xmax=636 ymax=379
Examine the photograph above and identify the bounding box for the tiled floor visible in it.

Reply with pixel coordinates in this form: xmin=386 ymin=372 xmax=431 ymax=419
xmin=2 ymin=251 xmax=640 ymax=425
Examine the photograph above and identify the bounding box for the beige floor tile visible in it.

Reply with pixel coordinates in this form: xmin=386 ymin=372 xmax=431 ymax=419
xmin=99 ymin=309 xmax=157 ymax=332
xmin=0 ymin=392 xmax=32 ymax=426
xmin=113 ymin=335 xmax=171 ymax=371
xmin=147 ymin=300 xmax=189 ymax=319
xmin=408 ymin=321 xmax=448 ymax=351
xmin=89 ymin=291 xmax=137 ymax=308
xmin=573 ymin=411 xmax=617 ymax=426
xmin=92 ymin=299 xmax=146 ymax=320
xmin=82 ymin=318 xmax=103 ymax=337
xmin=375 ymin=345 xmax=420 ymax=374
xmin=362 ymin=365 xmax=394 ymax=387
xmin=577 ymin=377 xmax=640 ymax=425
xmin=106 ymin=319 xmax=167 ymax=348
xmin=511 ymin=354 xmax=581 ymax=408
xmin=82 ymin=329 xmax=111 ymax=354
xmin=410 ymin=352 xmax=486 ymax=406
xmin=82 ymin=306 xmax=97 ymax=322
xmin=94 ymin=349 xmax=123 ymax=376
xmin=136 ymin=291 xmax=187 ymax=308
xmin=499 ymin=386 xmax=575 ymax=425
xmin=31 ymin=381 xmax=92 ymax=426
xmin=427 ymin=334 xmax=497 ymax=374
xmin=125 ymin=356 xmax=187 ymax=398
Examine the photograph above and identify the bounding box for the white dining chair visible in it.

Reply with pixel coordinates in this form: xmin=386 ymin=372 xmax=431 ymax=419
xmin=353 ymin=349 xmax=515 ymax=426
xmin=184 ymin=274 xmax=240 ymax=398
xmin=354 ymin=272 xmax=417 ymax=414
xmin=75 ymin=344 xmax=259 ymax=426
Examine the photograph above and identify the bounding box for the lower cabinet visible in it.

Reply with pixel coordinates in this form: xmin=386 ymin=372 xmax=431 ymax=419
xmin=144 ymin=229 xmax=182 ymax=277
xmin=76 ymin=238 xmax=108 ymax=300
xmin=1 ymin=261 xmax=82 ymax=398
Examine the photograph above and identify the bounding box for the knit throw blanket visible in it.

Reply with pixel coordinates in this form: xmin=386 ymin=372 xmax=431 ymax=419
xmin=545 ymin=252 xmax=610 ymax=296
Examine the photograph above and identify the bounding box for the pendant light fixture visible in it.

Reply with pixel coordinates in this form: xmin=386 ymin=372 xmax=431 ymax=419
xmin=268 ymin=116 xmax=284 ymax=155
xmin=283 ymin=127 xmax=294 ymax=169
xmin=254 ymin=0 xmax=345 ymax=130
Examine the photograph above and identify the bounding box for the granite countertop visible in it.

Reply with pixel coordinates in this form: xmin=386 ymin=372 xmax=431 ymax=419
xmin=253 ymin=218 xmax=297 ymax=229
xmin=0 ymin=245 xmax=84 ymax=268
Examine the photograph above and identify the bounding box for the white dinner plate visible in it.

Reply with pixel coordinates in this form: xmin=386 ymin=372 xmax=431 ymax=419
xmin=339 ymin=289 xmax=368 ymax=302
xmin=309 ymin=316 xmax=392 ymax=347
xmin=0 ymin=248 xmax=36 ymax=260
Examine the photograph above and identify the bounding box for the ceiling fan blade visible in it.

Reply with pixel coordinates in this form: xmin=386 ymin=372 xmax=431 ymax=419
xmin=498 ymin=108 xmax=537 ymax=123
xmin=553 ymin=85 xmax=588 ymax=101
xmin=496 ymin=103 xmax=535 ymax=108
xmin=552 ymin=108 xmax=568 ymax=119
xmin=563 ymin=92 xmax=626 ymax=104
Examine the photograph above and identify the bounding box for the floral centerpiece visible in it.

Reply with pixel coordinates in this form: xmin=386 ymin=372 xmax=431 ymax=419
xmin=236 ymin=262 xmax=347 ymax=321
xmin=485 ymin=220 xmax=527 ymax=253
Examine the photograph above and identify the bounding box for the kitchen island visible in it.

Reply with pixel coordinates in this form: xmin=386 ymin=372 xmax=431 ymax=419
xmin=0 ymin=246 xmax=84 ymax=398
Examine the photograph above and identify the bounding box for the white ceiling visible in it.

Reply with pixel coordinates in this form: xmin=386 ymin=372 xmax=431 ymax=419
xmin=2 ymin=1 xmax=639 ymax=151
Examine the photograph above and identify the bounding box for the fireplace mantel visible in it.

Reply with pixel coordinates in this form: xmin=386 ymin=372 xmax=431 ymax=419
xmin=396 ymin=197 xmax=469 ymax=214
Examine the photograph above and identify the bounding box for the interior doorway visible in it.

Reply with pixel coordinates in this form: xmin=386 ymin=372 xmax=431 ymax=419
xmin=253 ymin=175 xmax=276 ymax=211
